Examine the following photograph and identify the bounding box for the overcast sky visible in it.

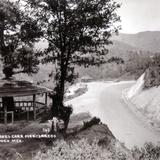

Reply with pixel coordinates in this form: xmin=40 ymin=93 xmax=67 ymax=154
xmin=116 ymin=0 xmax=160 ymax=33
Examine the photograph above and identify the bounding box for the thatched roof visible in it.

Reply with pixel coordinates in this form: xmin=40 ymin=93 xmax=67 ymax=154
xmin=0 ymin=79 xmax=52 ymax=97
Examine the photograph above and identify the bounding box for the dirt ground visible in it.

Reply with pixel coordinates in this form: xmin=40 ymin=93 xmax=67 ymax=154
xmin=0 ymin=113 xmax=93 ymax=160
xmin=0 ymin=112 xmax=131 ymax=160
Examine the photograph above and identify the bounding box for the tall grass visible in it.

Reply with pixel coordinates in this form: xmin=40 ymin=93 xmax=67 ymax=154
xmin=132 ymin=142 xmax=160 ymax=160
xmin=32 ymin=138 xmax=128 ymax=160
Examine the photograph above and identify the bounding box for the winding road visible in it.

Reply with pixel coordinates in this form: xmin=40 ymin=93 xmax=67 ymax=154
xmin=67 ymin=81 xmax=160 ymax=149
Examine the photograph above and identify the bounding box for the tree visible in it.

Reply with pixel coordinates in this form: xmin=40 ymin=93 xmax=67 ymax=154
xmin=26 ymin=0 xmax=121 ymax=126
xmin=0 ymin=0 xmax=42 ymax=79
xmin=0 ymin=0 xmax=42 ymax=111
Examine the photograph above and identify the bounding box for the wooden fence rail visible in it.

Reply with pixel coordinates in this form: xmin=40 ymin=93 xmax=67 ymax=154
xmin=0 ymin=101 xmax=47 ymax=124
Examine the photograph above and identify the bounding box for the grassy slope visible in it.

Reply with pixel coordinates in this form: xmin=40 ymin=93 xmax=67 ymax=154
xmin=124 ymin=71 xmax=160 ymax=129
xmin=0 ymin=113 xmax=132 ymax=160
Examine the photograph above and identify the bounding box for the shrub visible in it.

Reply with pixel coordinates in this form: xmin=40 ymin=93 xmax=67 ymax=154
xmin=0 ymin=148 xmax=22 ymax=160
xmin=33 ymin=138 xmax=130 ymax=160
xmin=33 ymin=138 xmax=106 ymax=160
xmin=144 ymin=54 xmax=160 ymax=88
xmin=81 ymin=117 xmax=101 ymax=131
xmin=131 ymin=142 xmax=160 ymax=160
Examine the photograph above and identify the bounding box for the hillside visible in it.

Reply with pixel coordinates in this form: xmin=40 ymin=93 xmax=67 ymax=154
xmin=113 ymin=31 xmax=160 ymax=53
xmin=123 ymin=72 xmax=160 ymax=129
xmin=1 ymin=31 xmax=159 ymax=82
xmin=108 ymin=40 xmax=140 ymax=60
xmin=0 ymin=113 xmax=133 ymax=160
xmin=78 ymin=31 xmax=160 ymax=80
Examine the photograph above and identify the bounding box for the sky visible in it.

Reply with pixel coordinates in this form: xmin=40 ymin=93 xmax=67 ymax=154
xmin=116 ymin=0 xmax=160 ymax=33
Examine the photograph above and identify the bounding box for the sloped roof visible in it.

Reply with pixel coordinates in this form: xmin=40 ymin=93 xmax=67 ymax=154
xmin=0 ymin=79 xmax=52 ymax=97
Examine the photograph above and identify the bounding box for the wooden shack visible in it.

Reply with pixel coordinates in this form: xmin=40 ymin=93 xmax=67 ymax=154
xmin=0 ymin=79 xmax=52 ymax=125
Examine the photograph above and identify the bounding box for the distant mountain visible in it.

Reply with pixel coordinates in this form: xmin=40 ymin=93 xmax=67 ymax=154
xmin=113 ymin=31 xmax=160 ymax=53
xmin=34 ymin=31 xmax=160 ymax=58
xmin=108 ymin=40 xmax=140 ymax=59
xmin=1 ymin=31 xmax=158 ymax=81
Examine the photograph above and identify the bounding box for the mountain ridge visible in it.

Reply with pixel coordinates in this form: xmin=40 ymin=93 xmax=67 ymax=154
xmin=113 ymin=31 xmax=160 ymax=53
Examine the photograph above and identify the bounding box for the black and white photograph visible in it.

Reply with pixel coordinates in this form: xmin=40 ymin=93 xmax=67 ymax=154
xmin=0 ymin=0 xmax=160 ymax=159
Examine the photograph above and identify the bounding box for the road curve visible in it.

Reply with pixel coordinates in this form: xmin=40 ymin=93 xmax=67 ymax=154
xmin=66 ymin=81 xmax=160 ymax=149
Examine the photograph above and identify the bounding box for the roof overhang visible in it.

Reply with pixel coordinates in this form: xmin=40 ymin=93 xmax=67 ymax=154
xmin=0 ymin=79 xmax=52 ymax=97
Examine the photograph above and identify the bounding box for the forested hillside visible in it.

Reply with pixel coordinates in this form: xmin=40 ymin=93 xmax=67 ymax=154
xmin=0 ymin=31 xmax=159 ymax=83
xmin=113 ymin=31 xmax=160 ymax=53
xmin=78 ymin=31 xmax=160 ymax=80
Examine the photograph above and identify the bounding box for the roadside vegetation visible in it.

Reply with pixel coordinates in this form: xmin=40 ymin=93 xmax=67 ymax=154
xmin=144 ymin=54 xmax=160 ymax=88
xmin=32 ymin=116 xmax=160 ymax=160
xmin=131 ymin=143 xmax=160 ymax=160
xmin=0 ymin=113 xmax=160 ymax=160
xmin=33 ymin=138 xmax=128 ymax=160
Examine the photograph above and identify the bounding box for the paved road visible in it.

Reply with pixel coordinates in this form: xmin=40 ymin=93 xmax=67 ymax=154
xmin=67 ymin=81 xmax=160 ymax=149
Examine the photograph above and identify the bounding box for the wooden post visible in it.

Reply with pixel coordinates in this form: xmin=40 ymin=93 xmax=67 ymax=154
xmin=11 ymin=112 xmax=14 ymax=124
xmin=4 ymin=104 xmax=7 ymax=125
xmin=45 ymin=92 xmax=48 ymax=112
xmin=33 ymin=95 xmax=36 ymax=120
xmin=27 ymin=110 xmax=29 ymax=122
